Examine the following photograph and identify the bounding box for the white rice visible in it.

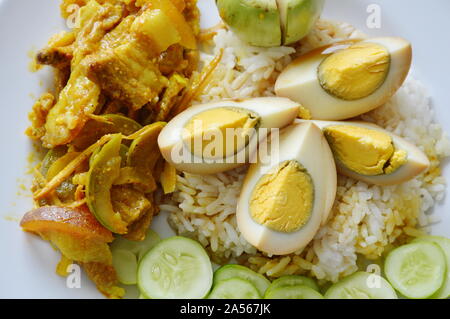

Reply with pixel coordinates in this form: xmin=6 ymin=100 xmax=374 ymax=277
xmin=161 ymin=20 xmax=450 ymax=282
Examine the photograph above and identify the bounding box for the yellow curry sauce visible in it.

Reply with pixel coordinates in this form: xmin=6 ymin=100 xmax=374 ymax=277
xmin=22 ymin=0 xmax=200 ymax=298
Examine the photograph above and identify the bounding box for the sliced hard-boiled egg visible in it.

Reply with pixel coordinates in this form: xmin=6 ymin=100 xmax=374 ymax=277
xmin=275 ymin=37 xmax=412 ymax=120
xmin=297 ymin=119 xmax=430 ymax=186
xmin=236 ymin=121 xmax=337 ymax=255
xmin=318 ymin=122 xmax=337 ymax=225
xmin=157 ymin=97 xmax=300 ymax=175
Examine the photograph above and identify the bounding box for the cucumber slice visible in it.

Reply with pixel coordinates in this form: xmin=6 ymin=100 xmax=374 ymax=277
xmin=137 ymin=236 xmax=213 ymax=299
xmin=325 ymin=272 xmax=397 ymax=299
xmin=213 ymin=264 xmax=270 ymax=296
xmin=208 ymin=278 xmax=261 ymax=299
xmin=385 ymin=242 xmax=446 ymax=299
xmin=112 ymin=249 xmax=138 ymax=285
xmin=265 ymin=285 xmax=323 ymax=299
xmin=111 ymin=230 xmax=161 ymax=285
xmin=111 ymin=230 xmax=161 ymax=261
xmin=265 ymin=275 xmax=319 ymax=298
xmin=413 ymin=236 xmax=450 ymax=299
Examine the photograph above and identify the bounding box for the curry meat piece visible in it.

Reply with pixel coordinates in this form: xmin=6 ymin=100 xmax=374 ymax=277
xmin=86 ymin=9 xmax=184 ymax=110
xmin=42 ymin=64 xmax=101 ymax=148
xmin=36 ymin=31 xmax=75 ymax=68
xmin=87 ymin=38 xmax=168 ymax=111
xmin=123 ymin=192 xmax=159 ymax=241
xmin=41 ymin=1 xmax=125 ymax=148
xmin=26 ymin=93 xmax=56 ymax=140
xmin=86 ymin=0 xmax=199 ymax=112
xmin=111 ymin=185 xmax=151 ymax=225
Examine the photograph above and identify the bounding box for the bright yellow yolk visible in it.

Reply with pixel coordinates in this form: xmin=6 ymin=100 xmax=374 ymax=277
xmin=184 ymin=107 xmax=259 ymax=159
xmin=250 ymin=161 xmax=314 ymax=233
xmin=324 ymin=125 xmax=407 ymax=176
xmin=384 ymin=148 xmax=408 ymax=174
xmin=298 ymin=105 xmax=312 ymax=120
xmin=318 ymin=42 xmax=391 ymax=100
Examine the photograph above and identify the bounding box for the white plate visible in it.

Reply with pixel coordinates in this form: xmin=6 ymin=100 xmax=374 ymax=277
xmin=0 ymin=0 xmax=448 ymax=298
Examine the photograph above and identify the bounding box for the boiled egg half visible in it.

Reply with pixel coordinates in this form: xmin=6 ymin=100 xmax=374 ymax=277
xmin=298 ymin=119 xmax=430 ymax=185
xmin=236 ymin=121 xmax=337 ymax=255
xmin=275 ymin=37 xmax=412 ymax=120
xmin=157 ymin=97 xmax=300 ymax=175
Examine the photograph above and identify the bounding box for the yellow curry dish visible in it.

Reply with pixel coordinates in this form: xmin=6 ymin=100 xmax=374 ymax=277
xmin=19 ymin=0 xmax=450 ymax=300
xmin=23 ymin=0 xmax=201 ymax=298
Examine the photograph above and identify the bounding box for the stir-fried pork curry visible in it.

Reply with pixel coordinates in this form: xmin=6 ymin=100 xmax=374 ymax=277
xmin=22 ymin=0 xmax=200 ymax=298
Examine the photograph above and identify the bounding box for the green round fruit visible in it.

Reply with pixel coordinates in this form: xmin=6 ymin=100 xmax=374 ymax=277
xmin=216 ymin=0 xmax=324 ymax=47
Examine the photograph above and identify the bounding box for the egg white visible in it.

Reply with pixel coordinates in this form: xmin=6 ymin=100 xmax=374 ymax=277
xmin=236 ymin=122 xmax=337 ymax=255
xmin=275 ymin=37 xmax=412 ymax=120
xmin=157 ymin=97 xmax=300 ymax=175
xmin=299 ymin=119 xmax=430 ymax=186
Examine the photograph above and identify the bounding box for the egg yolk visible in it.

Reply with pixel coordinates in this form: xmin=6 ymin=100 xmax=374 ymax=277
xmin=324 ymin=125 xmax=407 ymax=176
xmin=183 ymin=107 xmax=259 ymax=159
xmin=318 ymin=42 xmax=391 ymax=101
xmin=298 ymin=105 xmax=312 ymax=120
xmin=250 ymin=161 xmax=314 ymax=233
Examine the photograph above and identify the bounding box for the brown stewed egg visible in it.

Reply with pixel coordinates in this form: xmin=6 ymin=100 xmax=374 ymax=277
xmin=297 ymin=119 xmax=430 ymax=186
xmin=157 ymin=97 xmax=300 ymax=175
xmin=275 ymin=37 xmax=412 ymax=120
xmin=236 ymin=121 xmax=337 ymax=255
